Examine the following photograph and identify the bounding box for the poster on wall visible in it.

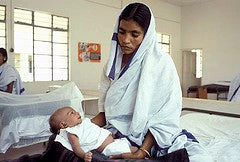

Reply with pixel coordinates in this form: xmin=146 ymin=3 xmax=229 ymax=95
xmin=78 ymin=42 xmax=101 ymax=62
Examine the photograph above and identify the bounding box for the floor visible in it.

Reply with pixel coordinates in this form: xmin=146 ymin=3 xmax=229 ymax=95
xmin=0 ymin=142 xmax=47 ymax=161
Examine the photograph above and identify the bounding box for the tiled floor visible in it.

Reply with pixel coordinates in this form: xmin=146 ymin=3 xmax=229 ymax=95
xmin=0 ymin=142 xmax=47 ymax=161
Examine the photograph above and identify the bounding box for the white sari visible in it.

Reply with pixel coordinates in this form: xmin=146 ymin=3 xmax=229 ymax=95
xmin=0 ymin=62 xmax=25 ymax=94
xmin=98 ymin=3 xmax=212 ymax=161
xmin=227 ymin=73 xmax=240 ymax=102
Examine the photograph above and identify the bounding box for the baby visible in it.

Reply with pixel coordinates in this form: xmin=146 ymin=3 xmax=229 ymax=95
xmin=49 ymin=107 xmax=137 ymax=162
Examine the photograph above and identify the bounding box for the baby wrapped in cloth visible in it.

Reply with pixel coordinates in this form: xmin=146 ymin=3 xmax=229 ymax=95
xmin=55 ymin=118 xmax=131 ymax=156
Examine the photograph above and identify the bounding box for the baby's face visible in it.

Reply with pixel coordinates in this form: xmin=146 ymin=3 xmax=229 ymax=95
xmin=61 ymin=107 xmax=82 ymax=127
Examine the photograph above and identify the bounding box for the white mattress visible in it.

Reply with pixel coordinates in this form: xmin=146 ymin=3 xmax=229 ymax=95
xmin=180 ymin=113 xmax=240 ymax=162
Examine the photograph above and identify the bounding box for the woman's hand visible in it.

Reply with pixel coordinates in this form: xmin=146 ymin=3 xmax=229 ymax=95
xmin=109 ymin=148 xmax=146 ymax=159
xmin=91 ymin=112 xmax=106 ymax=127
xmin=84 ymin=152 xmax=92 ymax=162
xmin=5 ymin=81 xmax=14 ymax=93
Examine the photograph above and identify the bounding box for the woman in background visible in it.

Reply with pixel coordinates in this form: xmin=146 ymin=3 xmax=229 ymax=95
xmin=227 ymin=73 xmax=240 ymax=102
xmin=0 ymin=48 xmax=25 ymax=94
xmin=91 ymin=2 xmax=212 ymax=161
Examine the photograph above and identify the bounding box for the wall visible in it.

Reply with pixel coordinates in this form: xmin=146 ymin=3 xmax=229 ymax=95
xmin=1 ymin=0 xmax=181 ymax=94
xmin=10 ymin=0 xmax=121 ymax=94
xmin=181 ymin=0 xmax=240 ymax=85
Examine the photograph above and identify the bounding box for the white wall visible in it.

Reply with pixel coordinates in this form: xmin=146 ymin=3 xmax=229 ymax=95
xmin=181 ymin=0 xmax=240 ymax=85
xmin=1 ymin=0 xmax=181 ymax=94
xmin=11 ymin=0 xmax=121 ymax=94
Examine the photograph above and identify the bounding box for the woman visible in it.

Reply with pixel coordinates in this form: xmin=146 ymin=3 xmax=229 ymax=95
xmin=0 ymin=48 xmax=25 ymax=94
xmin=91 ymin=2 xmax=212 ymax=161
xmin=227 ymin=73 xmax=240 ymax=102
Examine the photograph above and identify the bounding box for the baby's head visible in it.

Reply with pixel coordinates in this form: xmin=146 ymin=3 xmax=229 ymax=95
xmin=49 ymin=106 xmax=82 ymax=134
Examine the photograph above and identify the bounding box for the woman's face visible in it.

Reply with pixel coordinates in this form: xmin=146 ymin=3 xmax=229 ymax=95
xmin=118 ymin=19 xmax=144 ymax=55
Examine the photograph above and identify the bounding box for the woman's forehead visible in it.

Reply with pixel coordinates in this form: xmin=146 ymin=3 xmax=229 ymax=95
xmin=119 ymin=19 xmax=143 ymax=32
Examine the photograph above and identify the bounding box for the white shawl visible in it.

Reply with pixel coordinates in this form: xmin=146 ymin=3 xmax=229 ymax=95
xmin=227 ymin=73 xmax=240 ymax=102
xmin=0 ymin=62 xmax=25 ymax=94
xmin=102 ymin=4 xmax=182 ymax=149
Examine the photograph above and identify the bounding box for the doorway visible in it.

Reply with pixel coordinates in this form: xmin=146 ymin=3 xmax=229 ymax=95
xmin=182 ymin=49 xmax=202 ymax=97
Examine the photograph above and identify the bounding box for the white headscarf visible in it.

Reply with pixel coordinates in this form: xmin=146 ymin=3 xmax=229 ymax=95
xmin=104 ymin=3 xmax=182 ymax=149
xmin=228 ymin=73 xmax=240 ymax=102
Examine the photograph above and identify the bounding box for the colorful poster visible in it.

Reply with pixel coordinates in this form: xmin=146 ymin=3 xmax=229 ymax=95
xmin=78 ymin=42 xmax=101 ymax=62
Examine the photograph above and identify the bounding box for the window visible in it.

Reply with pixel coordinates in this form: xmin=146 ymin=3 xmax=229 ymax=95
xmin=0 ymin=5 xmax=6 ymax=48
xmin=14 ymin=8 xmax=69 ymax=81
xmin=157 ymin=33 xmax=170 ymax=55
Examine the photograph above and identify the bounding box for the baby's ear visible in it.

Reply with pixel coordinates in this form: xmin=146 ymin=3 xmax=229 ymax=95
xmin=60 ymin=121 xmax=68 ymax=128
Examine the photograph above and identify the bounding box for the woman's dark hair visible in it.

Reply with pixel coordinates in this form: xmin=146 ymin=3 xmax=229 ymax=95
xmin=119 ymin=3 xmax=151 ymax=34
xmin=0 ymin=48 xmax=8 ymax=63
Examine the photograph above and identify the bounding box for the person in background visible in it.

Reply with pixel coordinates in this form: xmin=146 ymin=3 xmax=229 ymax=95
xmin=227 ymin=73 xmax=240 ymax=102
xmin=91 ymin=2 xmax=212 ymax=161
xmin=49 ymin=107 xmax=138 ymax=162
xmin=0 ymin=47 xmax=25 ymax=94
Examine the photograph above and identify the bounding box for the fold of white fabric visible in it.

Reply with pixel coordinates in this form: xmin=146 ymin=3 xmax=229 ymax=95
xmin=102 ymin=138 xmax=131 ymax=156
xmin=227 ymin=73 xmax=240 ymax=102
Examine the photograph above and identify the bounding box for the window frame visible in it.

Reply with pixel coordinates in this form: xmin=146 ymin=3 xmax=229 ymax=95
xmin=14 ymin=8 xmax=69 ymax=82
xmin=0 ymin=5 xmax=6 ymax=49
xmin=157 ymin=33 xmax=171 ymax=55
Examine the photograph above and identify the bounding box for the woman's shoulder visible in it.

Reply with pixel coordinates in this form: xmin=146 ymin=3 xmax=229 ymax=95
xmin=3 ymin=63 xmax=16 ymax=70
xmin=0 ymin=63 xmax=16 ymax=74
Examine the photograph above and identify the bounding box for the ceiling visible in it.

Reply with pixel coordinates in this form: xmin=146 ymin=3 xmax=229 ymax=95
xmin=160 ymin=0 xmax=213 ymax=7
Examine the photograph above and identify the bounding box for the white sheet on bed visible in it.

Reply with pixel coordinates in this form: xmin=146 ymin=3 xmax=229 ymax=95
xmin=0 ymin=82 xmax=84 ymax=153
xmin=180 ymin=113 xmax=240 ymax=162
xmin=0 ymin=116 xmax=51 ymax=152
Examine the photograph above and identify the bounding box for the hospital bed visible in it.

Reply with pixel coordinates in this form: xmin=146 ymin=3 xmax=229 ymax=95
xmin=181 ymin=97 xmax=240 ymax=162
xmin=0 ymin=82 xmax=84 ymax=154
xmin=187 ymin=83 xmax=230 ymax=100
